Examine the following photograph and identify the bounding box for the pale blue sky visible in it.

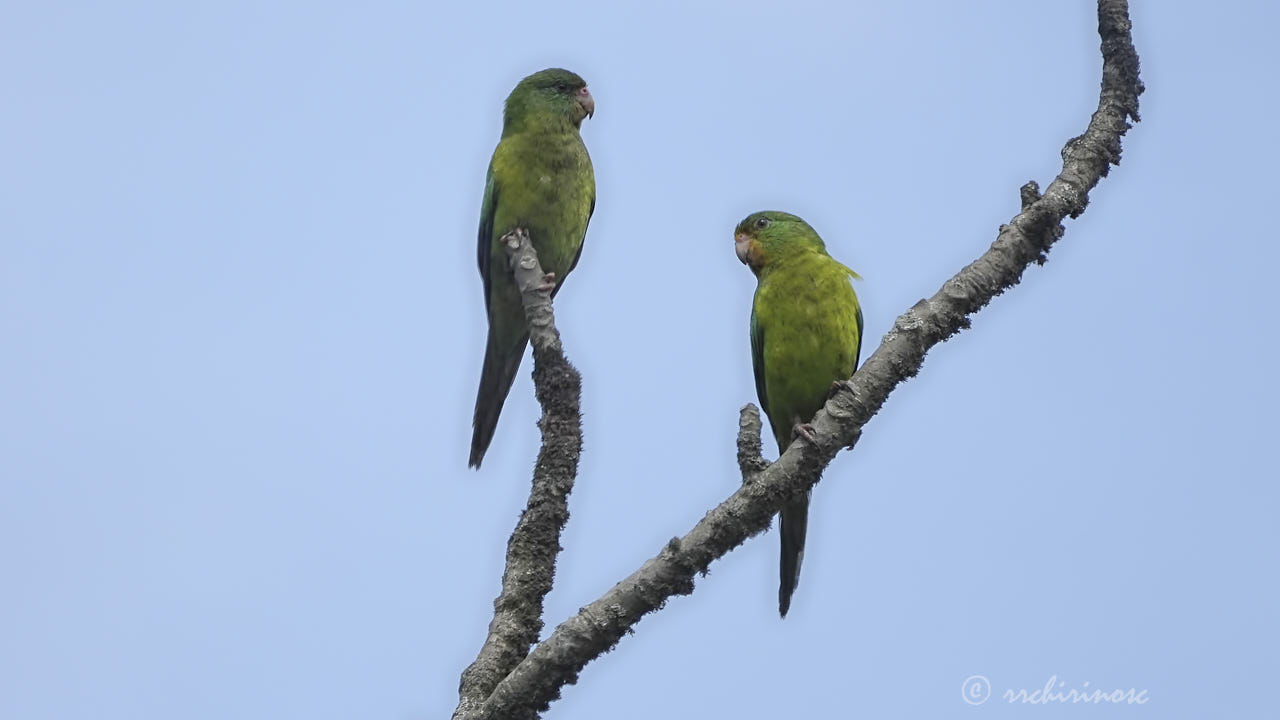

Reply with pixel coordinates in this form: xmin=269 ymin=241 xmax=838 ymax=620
xmin=2 ymin=1 xmax=1276 ymax=718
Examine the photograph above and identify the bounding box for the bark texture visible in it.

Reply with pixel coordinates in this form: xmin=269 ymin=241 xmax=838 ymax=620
xmin=454 ymin=229 xmax=583 ymax=719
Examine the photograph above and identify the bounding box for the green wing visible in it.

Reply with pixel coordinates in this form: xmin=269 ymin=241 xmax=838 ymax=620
xmin=853 ymin=301 xmax=864 ymax=369
xmin=564 ymin=194 xmax=595 ymax=279
xmin=750 ymin=304 xmax=768 ymax=414
xmin=476 ymin=165 xmax=498 ymax=313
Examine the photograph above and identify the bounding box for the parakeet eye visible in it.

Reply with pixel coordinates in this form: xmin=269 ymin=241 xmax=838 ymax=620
xmin=755 ymin=217 xmax=770 ymax=229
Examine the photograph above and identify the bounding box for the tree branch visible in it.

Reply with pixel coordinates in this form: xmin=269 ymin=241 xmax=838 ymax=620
xmin=454 ymin=228 xmax=583 ymax=720
xmin=462 ymin=2 xmax=1142 ymax=718
xmin=737 ymin=404 xmax=770 ymax=479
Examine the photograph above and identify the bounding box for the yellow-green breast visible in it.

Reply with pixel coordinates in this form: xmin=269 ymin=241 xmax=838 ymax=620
xmin=753 ymin=252 xmax=862 ymax=450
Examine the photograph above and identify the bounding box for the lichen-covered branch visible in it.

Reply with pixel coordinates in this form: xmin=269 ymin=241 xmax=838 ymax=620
xmin=453 ymin=229 xmax=583 ymax=720
xmin=736 ymin=404 xmax=770 ymax=479
xmin=461 ymin=2 xmax=1142 ymax=718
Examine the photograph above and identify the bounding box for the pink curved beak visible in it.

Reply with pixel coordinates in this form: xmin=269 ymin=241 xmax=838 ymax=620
xmin=578 ymin=87 xmax=595 ymax=118
xmin=735 ymin=232 xmax=752 ymax=264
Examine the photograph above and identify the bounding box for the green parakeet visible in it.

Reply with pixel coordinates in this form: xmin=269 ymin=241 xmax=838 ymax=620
xmin=469 ymin=68 xmax=596 ymax=468
xmin=735 ymin=211 xmax=864 ymax=617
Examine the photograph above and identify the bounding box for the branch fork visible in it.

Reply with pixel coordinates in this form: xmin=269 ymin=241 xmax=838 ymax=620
xmin=456 ymin=3 xmax=1142 ymax=716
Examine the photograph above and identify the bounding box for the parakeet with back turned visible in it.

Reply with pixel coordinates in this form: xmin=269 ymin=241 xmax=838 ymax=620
xmin=735 ymin=211 xmax=864 ymax=617
xmin=469 ymin=68 xmax=595 ymax=468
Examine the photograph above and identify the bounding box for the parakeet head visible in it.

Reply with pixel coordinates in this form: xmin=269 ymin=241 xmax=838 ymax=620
xmin=734 ymin=211 xmax=827 ymax=275
xmin=503 ymin=68 xmax=594 ymax=134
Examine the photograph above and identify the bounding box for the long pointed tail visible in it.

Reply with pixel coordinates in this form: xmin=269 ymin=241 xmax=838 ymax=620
xmin=778 ymin=492 xmax=811 ymax=617
xmin=469 ymin=331 xmax=529 ymax=468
